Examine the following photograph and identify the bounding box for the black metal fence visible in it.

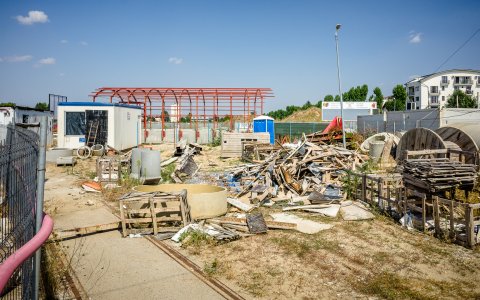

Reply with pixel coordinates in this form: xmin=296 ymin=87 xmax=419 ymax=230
xmin=0 ymin=125 xmax=39 ymax=299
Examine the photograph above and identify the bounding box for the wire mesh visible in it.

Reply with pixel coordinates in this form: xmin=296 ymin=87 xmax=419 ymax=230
xmin=0 ymin=125 xmax=39 ymax=300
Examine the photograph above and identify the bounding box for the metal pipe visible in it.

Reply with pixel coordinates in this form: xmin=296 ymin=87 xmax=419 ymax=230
xmin=335 ymin=24 xmax=346 ymax=148
xmin=33 ymin=116 xmax=48 ymax=300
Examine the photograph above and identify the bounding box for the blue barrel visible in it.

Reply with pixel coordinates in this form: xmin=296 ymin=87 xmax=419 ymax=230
xmin=253 ymin=116 xmax=275 ymax=144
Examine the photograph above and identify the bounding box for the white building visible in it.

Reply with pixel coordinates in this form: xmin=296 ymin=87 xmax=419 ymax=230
xmin=0 ymin=105 xmax=54 ymax=146
xmin=57 ymin=102 xmax=142 ymax=150
xmin=405 ymin=69 xmax=480 ymax=110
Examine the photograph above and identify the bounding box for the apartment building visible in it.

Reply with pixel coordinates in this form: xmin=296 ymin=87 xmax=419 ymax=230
xmin=405 ymin=69 xmax=480 ymax=110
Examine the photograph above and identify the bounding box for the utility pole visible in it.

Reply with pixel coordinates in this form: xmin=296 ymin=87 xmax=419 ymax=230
xmin=335 ymin=24 xmax=346 ymax=148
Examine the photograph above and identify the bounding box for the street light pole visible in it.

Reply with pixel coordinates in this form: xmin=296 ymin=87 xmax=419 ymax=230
xmin=335 ymin=24 xmax=347 ymax=148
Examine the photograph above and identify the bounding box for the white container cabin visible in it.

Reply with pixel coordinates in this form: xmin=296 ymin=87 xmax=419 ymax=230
xmin=57 ymin=102 xmax=142 ymax=150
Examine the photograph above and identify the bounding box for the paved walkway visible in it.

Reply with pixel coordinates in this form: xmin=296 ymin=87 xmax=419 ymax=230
xmin=60 ymin=230 xmax=223 ymax=300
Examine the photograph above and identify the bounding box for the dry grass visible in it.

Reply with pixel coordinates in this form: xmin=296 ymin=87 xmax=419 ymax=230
xmin=177 ymin=215 xmax=480 ymax=299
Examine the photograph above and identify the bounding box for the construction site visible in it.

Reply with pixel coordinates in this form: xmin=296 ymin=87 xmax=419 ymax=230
xmin=1 ymin=83 xmax=480 ymax=299
xmin=1 ymin=3 xmax=480 ymax=299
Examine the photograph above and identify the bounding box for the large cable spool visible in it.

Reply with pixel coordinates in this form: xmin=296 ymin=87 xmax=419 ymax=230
xmin=436 ymin=123 xmax=480 ymax=164
xmin=396 ymin=128 xmax=447 ymax=161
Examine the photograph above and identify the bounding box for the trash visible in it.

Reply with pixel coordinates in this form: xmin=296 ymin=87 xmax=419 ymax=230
xmin=340 ymin=202 xmax=375 ymax=221
xmin=227 ymin=198 xmax=255 ymax=212
xmin=82 ymin=181 xmax=101 ymax=192
xmin=246 ymin=212 xmax=268 ymax=234
xmin=304 ymin=204 xmax=341 ymax=218
xmin=85 ymin=200 xmax=95 ymax=206
xmin=270 ymin=213 xmax=333 ymax=234
xmin=171 ymin=145 xmax=199 ymax=183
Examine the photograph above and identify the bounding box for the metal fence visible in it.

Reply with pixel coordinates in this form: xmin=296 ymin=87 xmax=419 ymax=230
xmin=0 ymin=125 xmax=39 ymax=299
xmin=274 ymin=121 xmax=357 ymax=141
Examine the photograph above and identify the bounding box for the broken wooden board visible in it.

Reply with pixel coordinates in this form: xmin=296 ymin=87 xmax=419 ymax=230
xmin=227 ymin=198 xmax=255 ymax=212
xmin=246 ymin=213 xmax=268 ymax=234
xmin=51 ymin=222 xmax=121 ymax=241
xmin=211 ymin=217 xmax=297 ymax=230
xmin=270 ymin=213 xmax=333 ymax=234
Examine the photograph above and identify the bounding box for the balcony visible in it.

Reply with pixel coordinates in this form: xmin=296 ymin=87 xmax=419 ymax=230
xmin=440 ymin=80 xmax=450 ymax=86
xmin=453 ymin=78 xmax=473 ymax=85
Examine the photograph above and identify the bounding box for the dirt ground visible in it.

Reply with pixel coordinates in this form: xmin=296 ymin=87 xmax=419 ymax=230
xmin=43 ymin=144 xmax=480 ymax=299
xmin=174 ymin=209 xmax=480 ymax=299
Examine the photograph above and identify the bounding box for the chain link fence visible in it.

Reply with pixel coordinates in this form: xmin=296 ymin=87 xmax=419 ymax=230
xmin=0 ymin=125 xmax=39 ymax=299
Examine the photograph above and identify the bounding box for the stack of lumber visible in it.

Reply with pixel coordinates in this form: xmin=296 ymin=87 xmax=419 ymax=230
xmin=221 ymin=132 xmax=270 ymax=158
xmin=401 ymin=158 xmax=477 ymax=192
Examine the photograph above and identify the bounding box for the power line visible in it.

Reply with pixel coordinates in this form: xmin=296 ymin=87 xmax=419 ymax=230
xmin=434 ymin=28 xmax=480 ymax=72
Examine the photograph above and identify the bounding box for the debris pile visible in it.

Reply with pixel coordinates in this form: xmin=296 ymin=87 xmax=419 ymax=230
xmin=226 ymin=140 xmax=368 ymax=203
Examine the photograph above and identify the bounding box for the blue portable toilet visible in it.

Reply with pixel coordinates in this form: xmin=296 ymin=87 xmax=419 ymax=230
xmin=253 ymin=115 xmax=275 ymax=144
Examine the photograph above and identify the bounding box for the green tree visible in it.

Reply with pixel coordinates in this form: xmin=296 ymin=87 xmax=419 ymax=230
xmin=162 ymin=110 xmax=170 ymax=122
xmin=445 ymin=90 xmax=477 ymax=108
xmin=384 ymin=84 xmax=406 ymax=111
xmin=324 ymin=95 xmax=334 ymax=102
xmin=0 ymin=102 xmax=16 ymax=107
xmin=302 ymin=101 xmax=312 ymax=110
xmin=35 ymin=102 xmax=49 ymax=111
xmin=334 ymin=95 xmax=340 ymax=101
xmin=372 ymin=87 xmax=384 ymax=111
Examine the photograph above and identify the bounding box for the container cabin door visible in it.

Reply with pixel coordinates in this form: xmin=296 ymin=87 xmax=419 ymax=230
xmin=85 ymin=110 xmax=108 ymax=146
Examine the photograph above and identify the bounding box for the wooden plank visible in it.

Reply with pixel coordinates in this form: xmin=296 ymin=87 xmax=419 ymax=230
xmin=466 ymin=206 xmax=475 ymax=248
xmin=120 ymin=201 xmax=127 ymax=237
xmin=52 ymin=221 xmax=121 ymax=241
xmin=150 ymin=197 xmax=158 ymax=235
xmin=214 ymin=217 xmax=297 ymax=230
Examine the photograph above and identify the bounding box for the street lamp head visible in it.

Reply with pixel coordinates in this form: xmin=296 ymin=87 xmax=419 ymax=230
xmin=336 ymin=24 xmax=342 ymax=30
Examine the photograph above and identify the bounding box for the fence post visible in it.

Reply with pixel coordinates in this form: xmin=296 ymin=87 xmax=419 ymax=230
xmin=34 ymin=116 xmax=48 ymax=300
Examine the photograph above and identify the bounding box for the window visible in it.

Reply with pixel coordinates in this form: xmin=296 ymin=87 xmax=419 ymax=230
xmin=431 ymin=96 xmax=439 ymax=104
xmin=415 ymin=86 xmax=419 ymax=92
xmin=442 ymin=86 xmax=445 ymax=91
xmin=22 ymin=114 xmax=29 ymax=123
xmin=454 ymin=86 xmax=459 ymax=91
xmin=65 ymin=112 xmax=86 ymax=135
xmin=430 ymin=86 xmax=439 ymax=93
xmin=415 ymin=97 xmax=419 ymax=102
xmin=441 ymin=76 xmax=448 ymax=84
xmin=442 ymin=96 xmax=445 ymax=102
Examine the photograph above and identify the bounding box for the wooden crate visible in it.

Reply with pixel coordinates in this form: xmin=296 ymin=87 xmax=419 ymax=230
xmin=96 ymin=156 xmax=129 ymax=183
xmin=119 ymin=190 xmax=191 ymax=237
xmin=221 ymin=132 xmax=270 ymax=158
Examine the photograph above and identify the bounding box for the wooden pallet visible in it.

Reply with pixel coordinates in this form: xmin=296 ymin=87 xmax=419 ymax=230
xmin=119 ymin=190 xmax=191 ymax=237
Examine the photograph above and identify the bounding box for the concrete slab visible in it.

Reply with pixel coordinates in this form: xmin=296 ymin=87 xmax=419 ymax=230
xmin=54 ymin=206 xmax=120 ymax=231
xmin=61 ymin=230 xmax=224 ymax=300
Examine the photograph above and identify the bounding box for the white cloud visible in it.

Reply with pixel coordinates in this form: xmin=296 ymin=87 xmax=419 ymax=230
xmin=409 ymin=32 xmax=422 ymax=44
xmin=60 ymin=39 xmax=68 ymax=44
xmin=80 ymin=41 xmax=88 ymax=46
xmin=37 ymin=57 xmax=56 ymax=65
xmin=16 ymin=10 xmax=49 ymax=25
xmin=168 ymin=57 xmax=183 ymax=64
xmin=0 ymin=55 xmax=33 ymax=62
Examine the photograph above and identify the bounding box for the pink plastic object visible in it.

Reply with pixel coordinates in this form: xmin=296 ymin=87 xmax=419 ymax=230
xmin=322 ymin=116 xmax=343 ymax=134
xmin=0 ymin=214 xmax=53 ymax=293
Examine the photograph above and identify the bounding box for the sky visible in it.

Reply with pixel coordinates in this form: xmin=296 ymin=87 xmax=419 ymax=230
xmin=0 ymin=0 xmax=479 ymax=112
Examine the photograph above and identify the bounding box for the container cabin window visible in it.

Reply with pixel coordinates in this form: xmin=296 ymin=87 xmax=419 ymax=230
xmin=65 ymin=112 xmax=86 ymax=135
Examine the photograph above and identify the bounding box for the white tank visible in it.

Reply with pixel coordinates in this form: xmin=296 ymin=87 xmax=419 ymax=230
xmin=140 ymin=150 xmax=161 ymax=184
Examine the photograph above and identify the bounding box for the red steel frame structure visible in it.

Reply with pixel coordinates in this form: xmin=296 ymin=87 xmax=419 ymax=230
xmin=90 ymin=87 xmax=273 ymax=140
